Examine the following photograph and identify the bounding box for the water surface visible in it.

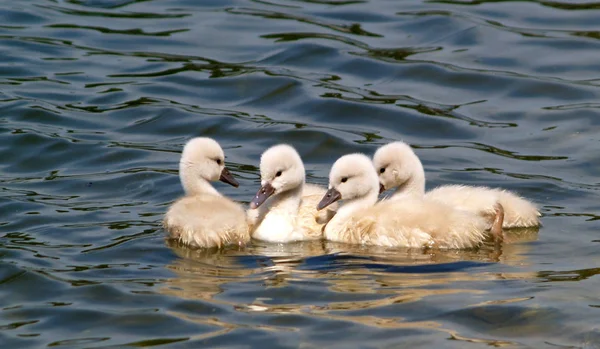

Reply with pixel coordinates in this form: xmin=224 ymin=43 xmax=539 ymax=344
xmin=1 ymin=0 xmax=600 ymax=347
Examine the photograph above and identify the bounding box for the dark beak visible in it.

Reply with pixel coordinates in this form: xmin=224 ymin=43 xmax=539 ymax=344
xmin=317 ymin=187 xmax=342 ymax=211
xmin=250 ymin=182 xmax=275 ymax=209
xmin=379 ymin=183 xmax=385 ymax=194
xmin=219 ymin=167 xmax=239 ymax=187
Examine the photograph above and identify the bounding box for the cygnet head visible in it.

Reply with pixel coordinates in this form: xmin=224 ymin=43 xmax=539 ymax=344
xmin=250 ymin=144 xmax=305 ymax=209
xmin=179 ymin=137 xmax=238 ymax=194
xmin=372 ymin=141 xmax=423 ymax=194
xmin=317 ymin=153 xmax=379 ymax=210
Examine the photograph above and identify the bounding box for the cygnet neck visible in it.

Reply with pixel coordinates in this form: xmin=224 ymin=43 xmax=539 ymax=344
xmin=180 ymin=164 xmax=220 ymax=197
xmin=391 ymin=174 xmax=425 ymax=198
xmin=325 ymin=187 xmax=378 ymax=235
xmin=252 ymin=184 xmax=304 ymax=242
xmin=391 ymin=160 xmax=426 ymax=199
xmin=266 ymin=184 xmax=303 ymax=215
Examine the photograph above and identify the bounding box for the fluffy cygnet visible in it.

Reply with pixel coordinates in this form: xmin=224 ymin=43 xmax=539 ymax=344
xmin=163 ymin=137 xmax=250 ymax=248
xmin=373 ymin=141 xmax=541 ymax=229
xmin=317 ymin=153 xmax=502 ymax=249
xmin=248 ymin=144 xmax=336 ymax=243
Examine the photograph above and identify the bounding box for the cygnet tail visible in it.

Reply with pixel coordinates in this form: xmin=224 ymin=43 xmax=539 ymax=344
xmin=497 ymin=190 xmax=541 ymax=228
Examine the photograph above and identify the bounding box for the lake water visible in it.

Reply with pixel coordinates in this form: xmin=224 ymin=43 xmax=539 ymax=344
xmin=1 ymin=0 xmax=600 ymax=348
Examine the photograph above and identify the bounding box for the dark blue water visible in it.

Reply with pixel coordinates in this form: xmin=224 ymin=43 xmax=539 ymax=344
xmin=1 ymin=0 xmax=599 ymax=347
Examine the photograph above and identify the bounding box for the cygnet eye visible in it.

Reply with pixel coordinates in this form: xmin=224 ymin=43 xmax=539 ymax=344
xmin=379 ymin=167 xmax=386 ymax=174
xmin=215 ymin=159 xmax=222 ymax=165
xmin=276 ymin=170 xmax=282 ymax=177
xmin=341 ymin=177 xmax=348 ymax=183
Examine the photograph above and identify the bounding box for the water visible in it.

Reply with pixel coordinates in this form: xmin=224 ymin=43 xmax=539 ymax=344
xmin=1 ymin=0 xmax=599 ymax=347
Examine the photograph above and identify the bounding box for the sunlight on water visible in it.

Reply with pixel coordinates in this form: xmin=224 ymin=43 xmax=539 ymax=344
xmin=1 ymin=0 xmax=599 ymax=347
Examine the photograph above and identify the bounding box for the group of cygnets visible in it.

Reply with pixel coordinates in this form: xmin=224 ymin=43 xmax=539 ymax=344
xmin=163 ymin=137 xmax=541 ymax=250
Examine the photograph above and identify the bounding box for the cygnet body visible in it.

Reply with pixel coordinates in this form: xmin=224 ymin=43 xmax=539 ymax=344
xmin=373 ymin=142 xmax=541 ymax=229
xmin=163 ymin=137 xmax=250 ymax=248
xmin=317 ymin=154 xmax=496 ymax=249
xmin=248 ymin=144 xmax=336 ymax=243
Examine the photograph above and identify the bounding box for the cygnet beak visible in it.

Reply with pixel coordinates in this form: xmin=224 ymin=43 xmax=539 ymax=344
xmin=219 ymin=167 xmax=239 ymax=187
xmin=317 ymin=187 xmax=341 ymax=211
xmin=250 ymin=182 xmax=275 ymax=209
xmin=379 ymin=183 xmax=385 ymax=194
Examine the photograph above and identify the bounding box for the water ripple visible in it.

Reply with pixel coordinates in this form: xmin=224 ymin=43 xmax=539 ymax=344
xmin=1 ymin=0 xmax=599 ymax=347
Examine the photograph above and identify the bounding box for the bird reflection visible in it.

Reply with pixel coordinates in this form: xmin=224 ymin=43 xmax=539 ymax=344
xmin=158 ymin=226 xmax=542 ymax=347
xmin=162 ymin=225 xmax=539 ymax=300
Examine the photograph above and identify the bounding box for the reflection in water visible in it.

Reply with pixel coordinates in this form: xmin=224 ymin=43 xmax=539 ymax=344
xmin=162 ymin=242 xmax=254 ymax=303
xmin=161 ymin=232 xmax=545 ymax=346
xmin=160 ymin=229 xmax=599 ymax=347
